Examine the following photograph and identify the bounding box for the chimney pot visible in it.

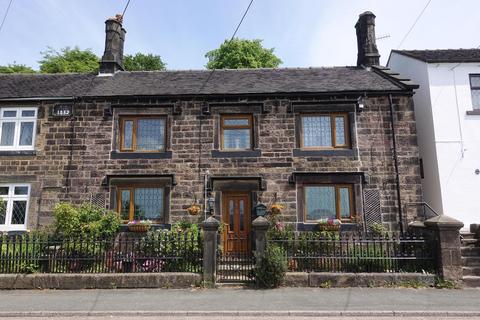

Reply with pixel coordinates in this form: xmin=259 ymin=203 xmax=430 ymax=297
xmin=99 ymin=15 xmax=126 ymax=74
xmin=355 ymin=11 xmax=380 ymax=67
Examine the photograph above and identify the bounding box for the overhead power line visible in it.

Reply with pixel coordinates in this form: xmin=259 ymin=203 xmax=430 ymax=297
xmin=194 ymin=0 xmax=254 ymax=97
xmin=121 ymin=0 xmax=131 ymax=18
xmin=397 ymin=0 xmax=432 ymax=49
xmin=0 ymin=0 xmax=14 ymax=36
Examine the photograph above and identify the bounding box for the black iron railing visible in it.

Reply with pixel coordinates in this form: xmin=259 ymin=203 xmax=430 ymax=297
xmin=268 ymin=232 xmax=436 ymax=273
xmin=0 ymin=231 xmax=203 ymax=274
xmin=217 ymin=234 xmax=255 ymax=283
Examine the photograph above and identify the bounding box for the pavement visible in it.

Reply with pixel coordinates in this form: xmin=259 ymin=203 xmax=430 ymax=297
xmin=0 ymin=287 xmax=479 ymax=318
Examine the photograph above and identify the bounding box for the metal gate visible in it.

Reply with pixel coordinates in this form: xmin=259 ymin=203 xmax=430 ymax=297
xmin=216 ymin=235 xmax=255 ymax=283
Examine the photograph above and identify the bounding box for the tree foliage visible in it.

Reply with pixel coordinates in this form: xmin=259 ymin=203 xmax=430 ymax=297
xmin=124 ymin=53 xmax=166 ymax=71
xmin=39 ymin=47 xmax=99 ymax=73
xmin=0 ymin=63 xmax=36 ymax=74
xmin=205 ymin=38 xmax=282 ymax=69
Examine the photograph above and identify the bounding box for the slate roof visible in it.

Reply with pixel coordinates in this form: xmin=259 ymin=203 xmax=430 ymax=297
xmin=391 ymin=49 xmax=480 ymax=63
xmin=0 ymin=67 xmax=410 ymax=100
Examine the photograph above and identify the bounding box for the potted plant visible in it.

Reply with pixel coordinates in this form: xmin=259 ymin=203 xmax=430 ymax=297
xmin=317 ymin=217 xmax=342 ymax=232
xmin=127 ymin=220 xmax=152 ymax=233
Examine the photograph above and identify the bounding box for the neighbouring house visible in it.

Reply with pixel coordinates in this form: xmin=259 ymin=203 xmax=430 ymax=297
xmin=0 ymin=12 xmax=422 ymax=249
xmin=388 ymin=49 xmax=480 ymax=229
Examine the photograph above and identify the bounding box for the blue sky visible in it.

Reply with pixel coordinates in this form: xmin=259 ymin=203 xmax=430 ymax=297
xmin=0 ymin=0 xmax=479 ymax=70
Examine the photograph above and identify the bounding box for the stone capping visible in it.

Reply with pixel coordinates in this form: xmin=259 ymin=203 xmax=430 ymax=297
xmin=0 ymin=273 xmax=201 ymax=290
xmin=292 ymin=148 xmax=358 ymax=158
xmin=0 ymin=150 xmax=36 ymax=157
xmin=110 ymin=151 xmax=173 ymax=159
xmin=284 ymin=272 xmax=435 ymax=287
xmin=466 ymin=110 xmax=480 ymax=116
xmin=211 ymin=149 xmax=261 ymax=158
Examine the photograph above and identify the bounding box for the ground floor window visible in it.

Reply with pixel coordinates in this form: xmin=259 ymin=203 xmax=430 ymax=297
xmin=0 ymin=184 xmax=30 ymax=231
xmin=304 ymin=184 xmax=354 ymax=221
xmin=117 ymin=186 xmax=164 ymax=222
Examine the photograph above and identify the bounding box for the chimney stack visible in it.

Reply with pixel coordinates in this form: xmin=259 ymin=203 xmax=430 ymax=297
xmin=99 ymin=14 xmax=126 ymax=74
xmin=355 ymin=11 xmax=380 ymax=67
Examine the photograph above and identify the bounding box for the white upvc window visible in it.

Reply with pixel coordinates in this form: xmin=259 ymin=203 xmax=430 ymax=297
xmin=0 ymin=184 xmax=30 ymax=232
xmin=0 ymin=107 xmax=37 ymax=151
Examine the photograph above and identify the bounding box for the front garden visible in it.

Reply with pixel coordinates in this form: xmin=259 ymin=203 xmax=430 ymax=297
xmin=0 ymin=202 xmax=202 ymax=274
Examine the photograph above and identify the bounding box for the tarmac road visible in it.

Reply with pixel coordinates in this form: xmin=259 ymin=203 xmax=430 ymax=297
xmin=0 ymin=287 xmax=479 ymax=318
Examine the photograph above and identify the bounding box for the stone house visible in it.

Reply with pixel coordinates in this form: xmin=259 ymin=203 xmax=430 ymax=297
xmin=0 ymin=12 xmax=422 ymax=243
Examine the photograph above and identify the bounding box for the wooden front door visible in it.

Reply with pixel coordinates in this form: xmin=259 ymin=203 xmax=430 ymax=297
xmin=222 ymin=192 xmax=251 ymax=254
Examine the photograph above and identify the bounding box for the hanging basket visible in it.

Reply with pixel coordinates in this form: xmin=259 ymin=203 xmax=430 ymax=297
xmin=270 ymin=203 xmax=284 ymax=215
xmin=187 ymin=204 xmax=201 ymax=216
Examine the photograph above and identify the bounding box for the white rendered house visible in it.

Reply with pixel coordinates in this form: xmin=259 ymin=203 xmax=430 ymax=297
xmin=388 ymin=49 xmax=480 ymax=229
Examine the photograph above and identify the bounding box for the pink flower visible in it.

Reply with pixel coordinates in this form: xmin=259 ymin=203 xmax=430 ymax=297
xmin=275 ymin=221 xmax=285 ymax=231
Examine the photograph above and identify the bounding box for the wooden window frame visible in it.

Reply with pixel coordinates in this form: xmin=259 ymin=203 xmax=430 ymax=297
xmin=300 ymin=113 xmax=350 ymax=150
xmin=220 ymin=114 xmax=253 ymax=151
xmin=303 ymin=183 xmax=355 ymax=222
xmin=119 ymin=116 xmax=167 ymax=152
xmin=116 ymin=184 xmax=165 ymax=223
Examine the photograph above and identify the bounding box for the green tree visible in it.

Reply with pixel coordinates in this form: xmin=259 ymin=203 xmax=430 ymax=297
xmin=39 ymin=47 xmax=99 ymax=73
xmin=0 ymin=63 xmax=36 ymax=74
xmin=205 ymin=38 xmax=282 ymax=69
xmin=124 ymin=53 xmax=166 ymax=71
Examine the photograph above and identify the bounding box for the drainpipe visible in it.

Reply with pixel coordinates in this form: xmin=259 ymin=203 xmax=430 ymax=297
xmin=388 ymin=94 xmax=404 ymax=234
xmin=450 ymin=62 xmax=465 ymax=158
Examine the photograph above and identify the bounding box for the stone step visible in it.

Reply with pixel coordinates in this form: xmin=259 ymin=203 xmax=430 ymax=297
xmin=462 ymin=257 xmax=480 ymax=266
xmin=463 ymin=267 xmax=480 ymax=276
xmin=461 ymin=238 xmax=479 ymax=247
xmin=462 ymin=276 xmax=480 ymax=287
xmin=461 ymin=232 xmax=476 ymax=240
xmin=461 ymin=247 xmax=480 ymax=256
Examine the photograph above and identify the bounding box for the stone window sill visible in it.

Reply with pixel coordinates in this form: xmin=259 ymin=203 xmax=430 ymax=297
xmin=0 ymin=150 xmax=36 ymax=156
xmin=466 ymin=110 xmax=480 ymax=115
xmin=293 ymin=148 xmax=357 ymax=157
xmin=211 ymin=149 xmax=261 ymax=158
xmin=110 ymin=151 xmax=173 ymax=159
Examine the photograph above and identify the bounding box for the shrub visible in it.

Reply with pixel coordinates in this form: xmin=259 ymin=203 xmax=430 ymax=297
xmin=370 ymin=223 xmax=388 ymax=236
xmin=252 ymin=245 xmax=287 ymax=288
xmin=53 ymin=202 xmax=120 ymax=238
xmin=138 ymin=226 xmax=202 ymax=272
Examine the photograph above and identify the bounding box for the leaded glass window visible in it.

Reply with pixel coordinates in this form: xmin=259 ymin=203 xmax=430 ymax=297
xmin=304 ymin=184 xmax=354 ymax=221
xmin=120 ymin=117 xmax=166 ymax=152
xmin=301 ymin=114 xmax=349 ymax=149
xmin=118 ymin=186 xmax=165 ymax=222
xmin=0 ymin=184 xmax=30 ymax=231
xmin=470 ymin=75 xmax=480 ymax=110
xmin=221 ymin=115 xmax=253 ymax=150
xmin=0 ymin=108 xmax=36 ymax=150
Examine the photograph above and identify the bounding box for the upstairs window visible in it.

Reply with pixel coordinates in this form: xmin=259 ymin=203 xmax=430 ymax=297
xmin=304 ymin=184 xmax=354 ymax=221
xmin=117 ymin=186 xmax=165 ymax=223
xmin=220 ymin=115 xmax=253 ymax=150
xmin=0 ymin=108 xmax=37 ymax=150
xmin=300 ymin=114 xmax=349 ymax=149
xmin=120 ymin=117 xmax=166 ymax=152
xmin=470 ymin=75 xmax=480 ymax=110
xmin=0 ymin=184 xmax=30 ymax=231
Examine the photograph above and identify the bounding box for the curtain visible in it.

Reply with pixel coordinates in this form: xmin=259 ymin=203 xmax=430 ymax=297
xmin=302 ymin=116 xmax=331 ymax=147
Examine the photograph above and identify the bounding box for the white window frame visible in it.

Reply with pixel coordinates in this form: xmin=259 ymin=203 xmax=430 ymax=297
xmin=0 ymin=183 xmax=30 ymax=232
xmin=0 ymin=107 xmax=37 ymax=151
